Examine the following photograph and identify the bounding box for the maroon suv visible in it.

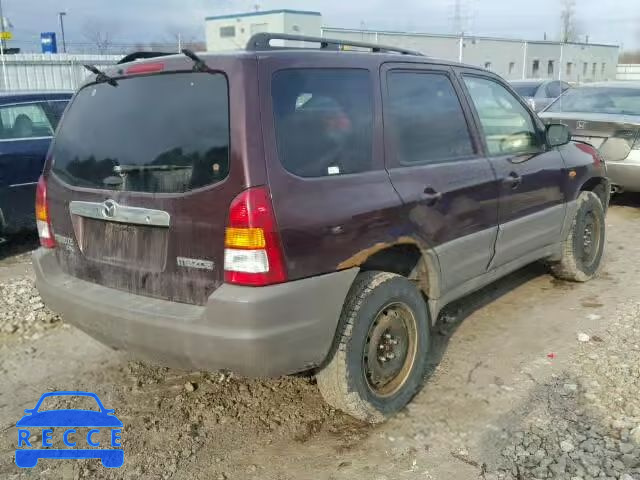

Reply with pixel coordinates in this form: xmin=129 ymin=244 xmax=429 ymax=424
xmin=33 ymin=34 xmax=609 ymax=422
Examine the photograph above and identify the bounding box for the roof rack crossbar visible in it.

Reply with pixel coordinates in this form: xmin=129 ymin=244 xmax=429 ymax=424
xmin=246 ymin=33 xmax=424 ymax=56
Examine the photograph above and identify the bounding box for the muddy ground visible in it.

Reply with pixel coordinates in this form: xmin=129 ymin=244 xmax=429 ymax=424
xmin=0 ymin=196 xmax=639 ymax=480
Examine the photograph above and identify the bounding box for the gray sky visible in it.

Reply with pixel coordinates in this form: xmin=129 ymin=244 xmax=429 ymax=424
xmin=4 ymin=0 xmax=639 ymax=51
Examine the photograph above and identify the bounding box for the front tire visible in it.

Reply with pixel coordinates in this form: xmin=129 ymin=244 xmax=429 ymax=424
xmin=550 ymin=191 xmax=605 ymax=282
xmin=316 ymin=271 xmax=430 ymax=423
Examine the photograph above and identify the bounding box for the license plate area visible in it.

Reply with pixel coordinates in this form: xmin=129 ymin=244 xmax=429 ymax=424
xmin=72 ymin=216 xmax=168 ymax=272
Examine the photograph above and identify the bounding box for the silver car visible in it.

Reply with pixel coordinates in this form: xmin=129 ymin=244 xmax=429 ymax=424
xmin=510 ymin=79 xmax=571 ymax=112
xmin=539 ymin=82 xmax=640 ymax=193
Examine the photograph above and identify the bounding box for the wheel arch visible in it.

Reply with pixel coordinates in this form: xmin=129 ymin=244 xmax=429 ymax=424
xmin=579 ymin=176 xmax=610 ymax=211
xmin=352 ymin=240 xmax=442 ymax=300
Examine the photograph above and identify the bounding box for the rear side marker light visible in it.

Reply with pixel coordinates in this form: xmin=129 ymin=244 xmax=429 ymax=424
xmin=35 ymin=176 xmax=55 ymax=249
xmin=224 ymin=187 xmax=287 ymax=286
xmin=125 ymin=62 xmax=165 ymax=75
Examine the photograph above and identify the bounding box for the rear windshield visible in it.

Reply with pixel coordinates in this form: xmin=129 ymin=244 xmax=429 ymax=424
xmin=511 ymin=83 xmax=539 ymax=97
xmin=546 ymin=86 xmax=640 ymax=116
xmin=52 ymin=72 xmax=229 ymax=193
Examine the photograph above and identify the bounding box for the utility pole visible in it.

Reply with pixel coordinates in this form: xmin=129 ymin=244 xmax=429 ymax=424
xmin=453 ymin=0 xmax=462 ymax=35
xmin=58 ymin=12 xmax=67 ymax=53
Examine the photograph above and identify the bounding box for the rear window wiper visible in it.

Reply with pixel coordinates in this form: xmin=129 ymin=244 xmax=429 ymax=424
xmin=114 ymin=164 xmax=191 ymax=173
xmin=182 ymin=49 xmax=213 ymax=73
xmin=84 ymin=64 xmax=118 ymax=87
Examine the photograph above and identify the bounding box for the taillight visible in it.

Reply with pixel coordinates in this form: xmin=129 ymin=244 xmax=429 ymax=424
xmin=224 ymin=186 xmax=287 ymax=286
xmin=35 ymin=176 xmax=55 ymax=249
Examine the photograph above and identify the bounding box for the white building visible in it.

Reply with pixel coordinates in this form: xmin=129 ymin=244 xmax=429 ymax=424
xmin=204 ymin=10 xmax=619 ymax=83
xmin=205 ymin=9 xmax=322 ymax=51
xmin=323 ymin=28 xmax=619 ymax=83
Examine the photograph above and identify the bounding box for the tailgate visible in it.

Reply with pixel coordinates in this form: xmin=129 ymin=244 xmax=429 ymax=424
xmin=47 ymin=70 xmax=239 ymax=305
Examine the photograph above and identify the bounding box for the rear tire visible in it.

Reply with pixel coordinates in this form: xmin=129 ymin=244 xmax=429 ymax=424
xmin=315 ymin=271 xmax=430 ymax=423
xmin=550 ymin=191 xmax=605 ymax=282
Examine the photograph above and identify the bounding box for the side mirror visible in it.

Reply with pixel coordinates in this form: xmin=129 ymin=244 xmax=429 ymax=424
xmin=547 ymin=123 xmax=571 ymax=147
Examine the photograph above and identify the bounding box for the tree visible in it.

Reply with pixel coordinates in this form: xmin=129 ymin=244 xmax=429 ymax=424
xmin=560 ymin=0 xmax=579 ymax=43
xmin=82 ymin=19 xmax=119 ymax=54
xmin=164 ymin=26 xmax=206 ymax=52
xmin=620 ymin=50 xmax=640 ymax=64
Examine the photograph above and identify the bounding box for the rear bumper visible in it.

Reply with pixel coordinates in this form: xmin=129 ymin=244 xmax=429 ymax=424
xmin=607 ymin=152 xmax=640 ymax=192
xmin=33 ymin=248 xmax=357 ymax=377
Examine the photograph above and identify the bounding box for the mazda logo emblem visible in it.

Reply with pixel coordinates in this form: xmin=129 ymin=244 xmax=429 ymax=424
xmin=576 ymin=120 xmax=587 ymax=130
xmin=101 ymin=200 xmax=118 ymax=219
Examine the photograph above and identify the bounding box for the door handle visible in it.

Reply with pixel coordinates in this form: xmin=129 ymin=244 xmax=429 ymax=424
xmin=503 ymin=172 xmax=522 ymax=189
xmin=422 ymin=187 xmax=443 ymax=206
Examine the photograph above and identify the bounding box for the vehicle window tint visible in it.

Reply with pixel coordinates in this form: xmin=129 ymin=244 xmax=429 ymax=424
xmin=546 ymin=81 xmax=563 ymax=98
xmin=52 ymin=73 xmax=229 ymax=193
xmin=511 ymin=83 xmax=539 ymax=97
xmin=272 ymin=69 xmax=373 ymax=178
xmin=546 ymin=87 xmax=640 ymax=115
xmin=43 ymin=100 xmax=68 ymax=130
xmin=0 ymin=103 xmax=53 ymax=140
xmin=387 ymin=71 xmax=474 ymax=165
xmin=463 ymin=76 xmax=541 ymax=157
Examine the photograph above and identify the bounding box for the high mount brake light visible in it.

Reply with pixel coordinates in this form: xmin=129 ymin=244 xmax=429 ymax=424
xmin=125 ymin=62 xmax=165 ymax=75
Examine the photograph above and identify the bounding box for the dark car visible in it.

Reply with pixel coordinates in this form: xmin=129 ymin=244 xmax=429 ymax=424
xmin=0 ymin=91 xmax=71 ymax=241
xmin=510 ymin=79 xmax=571 ymax=112
xmin=33 ymin=34 xmax=608 ymax=423
xmin=539 ymin=81 xmax=640 ymax=193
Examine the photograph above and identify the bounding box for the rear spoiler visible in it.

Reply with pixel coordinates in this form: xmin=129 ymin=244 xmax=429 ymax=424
xmin=118 ymin=51 xmax=174 ymax=65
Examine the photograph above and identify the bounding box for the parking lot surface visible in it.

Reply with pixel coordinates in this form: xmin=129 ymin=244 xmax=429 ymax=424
xmin=1 ymin=195 xmax=639 ymax=480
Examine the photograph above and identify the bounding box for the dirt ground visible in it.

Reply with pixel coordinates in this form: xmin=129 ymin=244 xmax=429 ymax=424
xmin=1 ymin=195 xmax=639 ymax=480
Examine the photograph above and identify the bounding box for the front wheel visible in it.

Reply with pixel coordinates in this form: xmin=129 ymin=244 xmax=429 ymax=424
xmin=550 ymin=191 xmax=606 ymax=282
xmin=316 ymin=271 xmax=431 ymax=423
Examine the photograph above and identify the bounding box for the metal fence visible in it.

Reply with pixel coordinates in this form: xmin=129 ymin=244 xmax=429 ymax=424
xmin=0 ymin=53 xmax=121 ymax=91
xmin=617 ymin=64 xmax=640 ymax=81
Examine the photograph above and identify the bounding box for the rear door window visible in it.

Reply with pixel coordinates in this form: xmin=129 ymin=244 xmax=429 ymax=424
xmin=272 ymin=69 xmax=374 ymax=177
xmin=51 ymin=72 xmax=229 ymax=193
xmin=0 ymin=103 xmax=54 ymax=140
xmin=387 ymin=71 xmax=474 ymax=165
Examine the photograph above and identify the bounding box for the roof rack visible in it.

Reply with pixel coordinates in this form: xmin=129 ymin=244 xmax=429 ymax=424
xmin=118 ymin=51 xmax=174 ymax=64
xmin=246 ymin=33 xmax=424 ymax=56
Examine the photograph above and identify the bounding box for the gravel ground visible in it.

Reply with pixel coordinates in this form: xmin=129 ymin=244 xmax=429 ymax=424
xmin=0 ymin=276 xmax=61 ymax=339
xmin=1 ymin=198 xmax=639 ymax=479
xmin=494 ymin=302 xmax=640 ymax=480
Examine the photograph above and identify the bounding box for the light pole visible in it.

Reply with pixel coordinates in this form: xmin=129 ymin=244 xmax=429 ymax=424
xmin=0 ymin=0 xmax=6 ymax=51
xmin=58 ymin=11 xmax=67 ymax=53
xmin=0 ymin=0 xmax=8 ymax=90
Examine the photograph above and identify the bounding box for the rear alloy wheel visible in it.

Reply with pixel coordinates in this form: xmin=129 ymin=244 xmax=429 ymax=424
xmin=550 ymin=191 xmax=605 ymax=282
xmin=316 ymin=271 xmax=430 ymax=423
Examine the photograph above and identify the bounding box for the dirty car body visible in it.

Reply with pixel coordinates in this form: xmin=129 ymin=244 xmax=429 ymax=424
xmin=32 ymin=35 xmax=608 ymax=421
